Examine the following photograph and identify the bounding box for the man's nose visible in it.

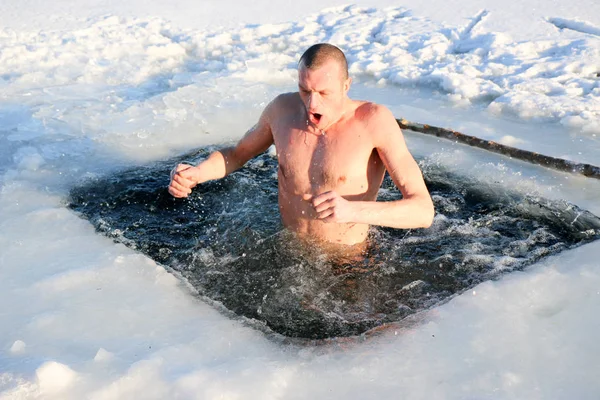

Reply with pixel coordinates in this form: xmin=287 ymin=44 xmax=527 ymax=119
xmin=307 ymin=92 xmax=320 ymax=109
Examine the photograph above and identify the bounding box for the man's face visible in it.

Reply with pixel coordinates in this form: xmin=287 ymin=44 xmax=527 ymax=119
xmin=298 ymin=59 xmax=350 ymax=129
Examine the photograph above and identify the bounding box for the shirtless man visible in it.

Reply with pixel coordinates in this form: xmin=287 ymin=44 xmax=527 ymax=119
xmin=168 ymin=43 xmax=434 ymax=247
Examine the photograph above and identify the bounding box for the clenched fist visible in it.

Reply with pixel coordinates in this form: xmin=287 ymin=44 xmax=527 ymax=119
xmin=168 ymin=164 xmax=200 ymax=198
xmin=304 ymin=191 xmax=356 ymax=223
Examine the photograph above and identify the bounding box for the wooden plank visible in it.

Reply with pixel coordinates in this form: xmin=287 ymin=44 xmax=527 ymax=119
xmin=396 ymin=118 xmax=600 ymax=180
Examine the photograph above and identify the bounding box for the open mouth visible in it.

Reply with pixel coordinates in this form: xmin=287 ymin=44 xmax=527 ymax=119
xmin=310 ymin=112 xmax=323 ymax=125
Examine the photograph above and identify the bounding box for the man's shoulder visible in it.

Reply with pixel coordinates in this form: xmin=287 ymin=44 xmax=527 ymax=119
xmin=354 ymin=101 xmax=394 ymax=122
xmin=351 ymin=101 xmax=402 ymax=147
xmin=353 ymin=101 xmax=397 ymax=134
xmin=261 ymin=92 xmax=300 ymax=124
xmin=271 ymin=92 xmax=301 ymax=108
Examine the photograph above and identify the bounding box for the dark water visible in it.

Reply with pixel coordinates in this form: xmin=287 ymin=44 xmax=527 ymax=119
xmin=68 ymin=147 xmax=600 ymax=339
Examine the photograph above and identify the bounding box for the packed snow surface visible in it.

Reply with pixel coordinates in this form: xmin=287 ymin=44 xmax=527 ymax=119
xmin=1 ymin=0 xmax=600 ymax=398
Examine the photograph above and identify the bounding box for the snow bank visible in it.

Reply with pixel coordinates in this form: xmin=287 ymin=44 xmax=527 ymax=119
xmin=2 ymin=6 xmax=599 ymax=137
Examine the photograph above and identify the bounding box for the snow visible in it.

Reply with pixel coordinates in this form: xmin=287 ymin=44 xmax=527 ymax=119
xmin=9 ymin=342 xmax=26 ymax=355
xmin=36 ymin=362 xmax=78 ymax=396
xmin=1 ymin=0 xmax=600 ymax=398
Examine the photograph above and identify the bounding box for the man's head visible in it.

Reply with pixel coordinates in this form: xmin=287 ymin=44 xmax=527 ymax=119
xmin=298 ymin=43 xmax=351 ymax=130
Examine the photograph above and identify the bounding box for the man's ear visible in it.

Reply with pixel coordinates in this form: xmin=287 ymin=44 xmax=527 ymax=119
xmin=344 ymin=77 xmax=352 ymax=93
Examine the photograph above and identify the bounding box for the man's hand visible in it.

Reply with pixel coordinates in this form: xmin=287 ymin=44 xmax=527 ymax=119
xmin=168 ymin=164 xmax=199 ymax=198
xmin=305 ymin=191 xmax=355 ymax=223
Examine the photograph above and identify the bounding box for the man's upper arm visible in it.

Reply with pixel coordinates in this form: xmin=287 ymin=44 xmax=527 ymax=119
xmin=371 ymin=105 xmax=430 ymax=200
xmin=231 ymin=97 xmax=277 ymax=165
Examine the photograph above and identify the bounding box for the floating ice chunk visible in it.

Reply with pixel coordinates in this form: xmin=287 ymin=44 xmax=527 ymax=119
xmin=10 ymin=340 xmax=26 ymax=354
xmin=36 ymin=361 xmax=77 ymax=394
xmin=401 ymin=280 xmax=426 ymax=291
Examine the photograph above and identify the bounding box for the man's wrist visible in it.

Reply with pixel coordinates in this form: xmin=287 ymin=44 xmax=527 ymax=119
xmin=189 ymin=164 xmax=203 ymax=185
xmin=348 ymin=200 xmax=367 ymax=225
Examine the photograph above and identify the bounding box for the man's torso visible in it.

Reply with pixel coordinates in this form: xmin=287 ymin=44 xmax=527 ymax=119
xmin=270 ymin=93 xmax=386 ymax=245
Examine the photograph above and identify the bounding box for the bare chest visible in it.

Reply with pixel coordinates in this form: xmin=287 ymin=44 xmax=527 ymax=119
xmin=273 ymin=122 xmax=380 ymax=193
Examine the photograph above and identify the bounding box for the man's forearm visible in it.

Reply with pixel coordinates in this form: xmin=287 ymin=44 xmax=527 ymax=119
xmin=351 ymin=196 xmax=434 ymax=229
xmin=193 ymin=147 xmax=243 ymax=184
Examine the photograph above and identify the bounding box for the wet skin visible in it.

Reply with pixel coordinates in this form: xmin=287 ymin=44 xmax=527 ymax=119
xmin=273 ymin=93 xmax=386 ymax=245
xmin=168 ymin=58 xmax=434 ymax=246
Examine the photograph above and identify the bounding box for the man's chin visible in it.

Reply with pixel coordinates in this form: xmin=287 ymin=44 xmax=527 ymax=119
xmin=312 ymin=117 xmax=329 ymax=129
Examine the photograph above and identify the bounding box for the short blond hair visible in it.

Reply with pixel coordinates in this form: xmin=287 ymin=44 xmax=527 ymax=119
xmin=298 ymin=43 xmax=349 ymax=79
